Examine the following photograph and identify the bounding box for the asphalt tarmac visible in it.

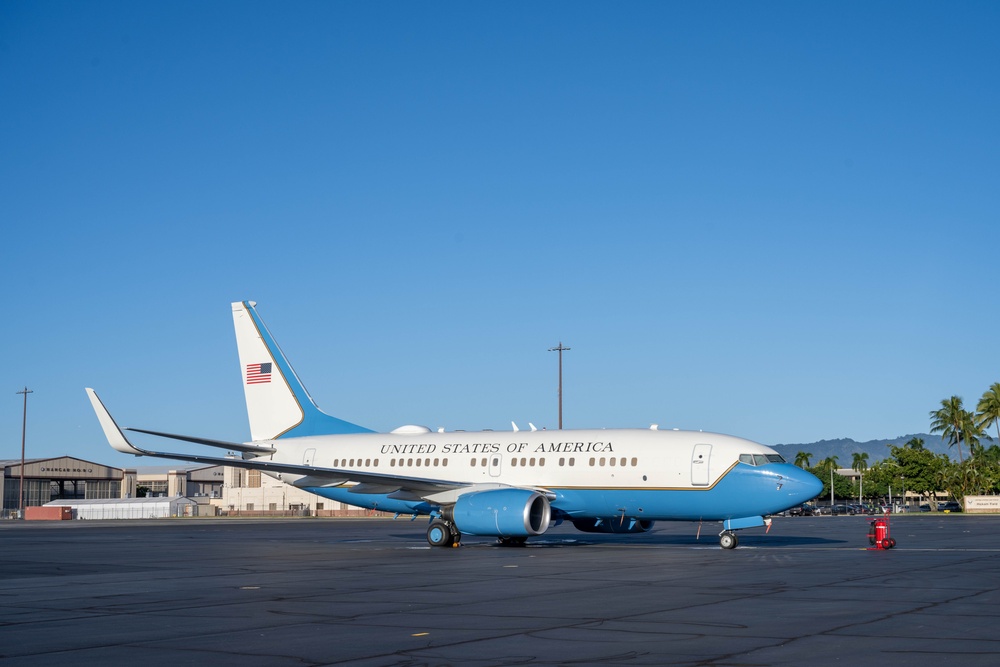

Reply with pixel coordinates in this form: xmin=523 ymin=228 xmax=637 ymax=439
xmin=1 ymin=514 xmax=998 ymax=666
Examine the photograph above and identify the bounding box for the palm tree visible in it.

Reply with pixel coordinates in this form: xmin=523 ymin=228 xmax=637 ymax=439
xmin=960 ymin=409 xmax=985 ymax=458
xmin=794 ymin=451 xmax=813 ymax=469
xmin=930 ymin=396 xmax=968 ymax=463
xmin=852 ymin=452 xmax=869 ymax=503
xmin=976 ymin=382 xmax=1000 ymax=444
xmin=905 ymin=437 xmax=925 ymax=450
xmin=820 ymin=456 xmax=839 ymax=505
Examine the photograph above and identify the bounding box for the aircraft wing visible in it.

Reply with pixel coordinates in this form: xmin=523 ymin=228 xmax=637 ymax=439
xmin=85 ymin=388 xmax=465 ymax=496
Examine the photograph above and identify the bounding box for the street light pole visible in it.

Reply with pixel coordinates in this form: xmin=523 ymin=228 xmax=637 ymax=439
xmin=548 ymin=342 xmax=570 ymax=430
xmin=16 ymin=387 xmax=33 ymax=517
xmin=830 ymin=465 xmax=834 ymax=507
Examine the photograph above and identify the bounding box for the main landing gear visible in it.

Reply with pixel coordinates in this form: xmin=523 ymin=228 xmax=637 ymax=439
xmin=427 ymin=519 xmax=461 ymax=548
xmin=719 ymin=531 xmax=739 ymax=550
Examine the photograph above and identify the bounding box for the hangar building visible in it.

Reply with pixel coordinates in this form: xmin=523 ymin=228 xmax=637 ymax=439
xmin=1 ymin=456 xmax=134 ymax=517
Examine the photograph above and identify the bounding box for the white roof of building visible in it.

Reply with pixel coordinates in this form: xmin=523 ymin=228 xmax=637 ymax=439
xmin=45 ymin=496 xmax=195 ymax=506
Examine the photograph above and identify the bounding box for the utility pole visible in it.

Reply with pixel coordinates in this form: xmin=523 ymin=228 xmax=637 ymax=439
xmin=16 ymin=387 xmax=33 ymax=517
xmin=548 ymin=342 xmax=570 ymax=430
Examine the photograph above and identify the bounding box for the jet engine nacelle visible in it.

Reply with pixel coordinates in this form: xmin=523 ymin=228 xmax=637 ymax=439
xmin=449 ymin=488 xmax=551 ymax=537
xmin=572 ymin=517 xmax=655 ymax=534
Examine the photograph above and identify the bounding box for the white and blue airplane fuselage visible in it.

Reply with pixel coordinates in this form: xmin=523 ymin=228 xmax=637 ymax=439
xmin=86 ymin=301 xmax=822 ymax=549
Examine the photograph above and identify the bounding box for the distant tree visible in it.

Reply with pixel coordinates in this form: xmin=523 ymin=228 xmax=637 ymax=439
xmin=863 ymin=461 xmax=896 ymax=502
xmin=794 ymin=451 xmax=813 ymax=469
xmin=976 ymin=382 xmax=1000 ymax=443
xmin=889 ymin=445 xmax=948 ymax=508
xmin=930 ymin=396 xmax=969 ymax=463
xmin=905 ymin=437 xmax=925 ymax=450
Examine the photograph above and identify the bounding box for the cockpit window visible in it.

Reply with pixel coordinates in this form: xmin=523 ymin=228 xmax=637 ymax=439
xmin=741 ymin=453 xmax=786 ymax=465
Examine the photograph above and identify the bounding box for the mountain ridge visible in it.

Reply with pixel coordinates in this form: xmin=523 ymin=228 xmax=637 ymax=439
xmin=770 ymin=433 xmax=959 ymax=466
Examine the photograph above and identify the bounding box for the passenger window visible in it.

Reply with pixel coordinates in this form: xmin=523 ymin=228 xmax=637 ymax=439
xmin=481 ymin=458 xmax=487 ymax=467
xmin=407 ymin=458 xmax=413 ymax=466
xmin=559 ymin=457 xmax=565 ymax=466
xmin=569 ymin=458 xmax=575 ymax=466
xmin=470 ymin=458 xmax=477 ymax=467
xmin=415 ymin=458 xmax=421 ymax=467
xmin=443 ymin=458 xmax=448 ymax=467
xmin=374 ymin=459 xmax=379 ymax=466
xmin=539 ymin=457 xmax=545 ymax=466
xmin=609 ymin=457 xmax=616 ymax=467
xmin=511 ymin=458 xmax=518 ymax=467
xmin=433 ymin=458 xmax=439 ymax=466
xmin=365 ymin=459 xmax=371 ymax=467
xmin=589 ymin=457 xmax=595 ymax=466
xmin=630 ymin=457 xmax=637 ymax=466
xmin=600 ymin=457 xmax=606 ymax=466
xmin=529 ymin=458 xmax=535 ymax=467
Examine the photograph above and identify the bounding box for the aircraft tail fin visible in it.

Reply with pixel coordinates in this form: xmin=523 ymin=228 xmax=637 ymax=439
xmin=232 ymin=301 xmax=374 ymax=440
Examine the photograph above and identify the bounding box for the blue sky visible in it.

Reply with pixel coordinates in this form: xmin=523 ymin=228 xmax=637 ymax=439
xmin=2 ymin=2 xmax=998 ymax=467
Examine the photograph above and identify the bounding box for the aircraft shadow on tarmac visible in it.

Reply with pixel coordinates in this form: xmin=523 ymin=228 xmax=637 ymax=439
xmin=386 ymin=531 xmax=847 ymax=548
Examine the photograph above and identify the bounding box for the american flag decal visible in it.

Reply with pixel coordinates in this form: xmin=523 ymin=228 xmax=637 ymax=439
xmin=246 ymin=362 xmax=272 ymax=385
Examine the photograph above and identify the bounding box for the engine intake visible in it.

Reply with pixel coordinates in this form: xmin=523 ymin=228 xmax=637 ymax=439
xmin=448 ymin=489 xmax=551 ymax=537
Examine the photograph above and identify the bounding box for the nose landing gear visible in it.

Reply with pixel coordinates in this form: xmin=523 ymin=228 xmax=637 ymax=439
xmin=717 ymin=516 xmax=769 ymax=549
xmin=719 ymin=531 xmax=739 ymax=549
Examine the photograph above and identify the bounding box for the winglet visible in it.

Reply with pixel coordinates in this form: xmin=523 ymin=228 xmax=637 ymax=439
xmin=85 ymin=388 xmax=147 ymax=456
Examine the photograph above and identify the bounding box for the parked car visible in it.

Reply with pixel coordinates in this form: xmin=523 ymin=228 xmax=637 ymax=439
xmin=789 ymin=504 xmax=816 ymax=516
xmin=919 ymin=503 xmax=931 ymax=512
xmin=830 ymin=504 xmax=854 ymax=515
xmin=938 ymin=501 xmax=963 ymax=513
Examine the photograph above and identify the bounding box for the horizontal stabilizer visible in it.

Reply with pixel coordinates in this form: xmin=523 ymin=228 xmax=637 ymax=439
xmin=124 ymin=427 xmax=275 ymax=455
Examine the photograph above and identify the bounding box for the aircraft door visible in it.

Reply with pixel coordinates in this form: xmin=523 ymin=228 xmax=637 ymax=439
xmin=691 ymin=444 xmax=712 ymax=486
xmin=488 ymin=454 xmax=502 ymax=478
xmin=303 ymin=448 xmax=316 ymax=466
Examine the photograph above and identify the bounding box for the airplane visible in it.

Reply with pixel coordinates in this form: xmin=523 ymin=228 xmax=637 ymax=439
xmin=87 ymin=301 xmax=823 ymax=549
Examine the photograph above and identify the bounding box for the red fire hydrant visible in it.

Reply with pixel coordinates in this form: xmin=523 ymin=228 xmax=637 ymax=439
xmin=867 ymin=512 xmax=896 ymax=550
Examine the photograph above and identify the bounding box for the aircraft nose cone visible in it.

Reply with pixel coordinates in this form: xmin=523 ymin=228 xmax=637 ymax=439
xmin=792 ymin=466 xmax=824 ymax=501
